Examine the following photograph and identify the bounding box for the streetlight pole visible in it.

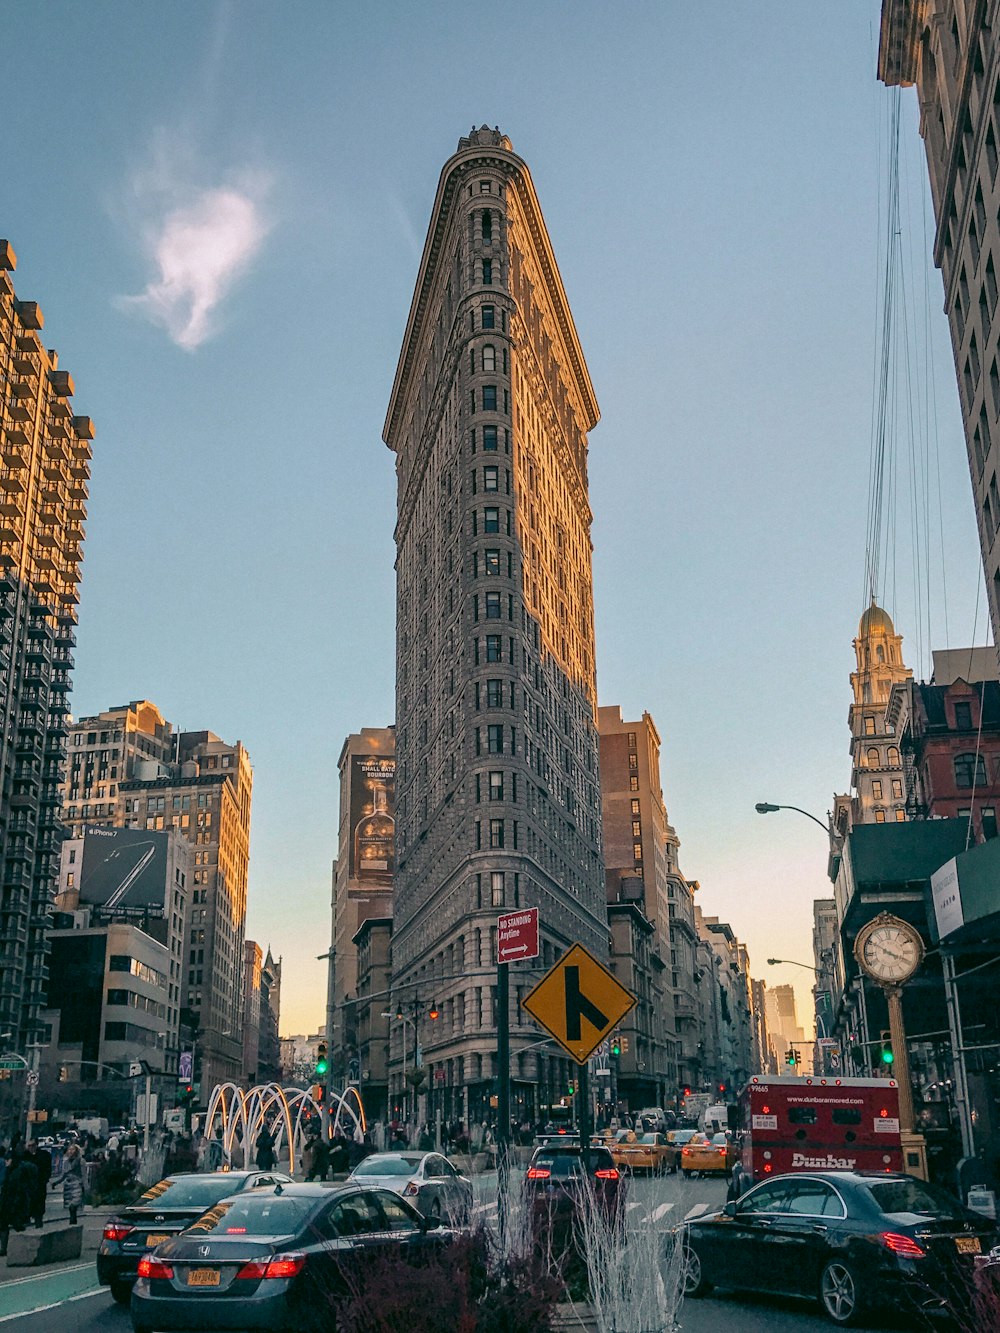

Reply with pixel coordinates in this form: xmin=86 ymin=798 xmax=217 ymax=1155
xmin=755 ymin=802 xmax=832 ymax=835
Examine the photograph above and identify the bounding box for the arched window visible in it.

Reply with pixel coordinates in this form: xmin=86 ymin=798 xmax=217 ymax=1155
xmin=887 ymin=747 xmax=900 ymax=766
xmin=955 ymin=752 xmax=988 ymax=788
xmin=867 ymin=747 xmax=880 ymax=767
xmin=482 ymin=210 xmax=492 ymax=242
xmin=482 ymin=345 xmax=496 ymax=373
xmin=876 ymin=645 xmax=885 ymax=663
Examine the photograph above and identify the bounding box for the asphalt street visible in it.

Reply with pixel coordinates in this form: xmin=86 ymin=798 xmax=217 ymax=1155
xmin=0 ymin=1168 xmax=908 ymax=1331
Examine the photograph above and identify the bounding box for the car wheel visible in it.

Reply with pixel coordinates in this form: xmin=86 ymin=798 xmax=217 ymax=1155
xmin=681 ymin=1243 xmax=711 ymax=1298
xmin=109 ymin=1279 xmax=132 ymax=1305
xmin=430 ymin=1198 xmax=442 ymax=1221
xmin=820 ymin=1259 xmax=867 ymax=1326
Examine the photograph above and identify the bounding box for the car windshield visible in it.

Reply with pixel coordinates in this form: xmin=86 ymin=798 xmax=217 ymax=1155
xmin=639 ymin=1135 xmax=659 ymax=1145
xmin=136 ymin=1177 xmax=245 ymax=1209
xmin=711 ymin=1134 xmax=728 ymax=1145
xmin=187 ymin=1195 xmax=317 ymax=1236
xmin=352 ymin=1156 xmax=420 ymax=1176
xmin=867 ymin=1178 xmax=968 ymax=1222
xmin=671 ymin=1130 xmax=697 ymax=1143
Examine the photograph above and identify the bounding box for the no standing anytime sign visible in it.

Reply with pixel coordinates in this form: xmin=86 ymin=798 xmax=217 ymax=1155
xmin=497 ymin=907 xmax=539 ymax=964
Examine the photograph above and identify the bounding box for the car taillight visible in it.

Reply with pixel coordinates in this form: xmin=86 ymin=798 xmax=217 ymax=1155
xmin=403 ymin=1182 xmax=420 ymax=1196
xmin=878 ymin=1232 xmax=926 ymax=1258
xmin=103 ymin=1222 xmax=132 ymax=1242
xmin=264 ymin=1253 xmax=307 ymax=1279
xmin=236 ymin=1259 xmax=268 ymax=1280
xmin=595 ymin=1168 xmax=619 ymax=1180
xmin=526 ymin=1167 xmax=550 ymax=1179
xmin=137 ymin=1256 xmax=175 ymax=1280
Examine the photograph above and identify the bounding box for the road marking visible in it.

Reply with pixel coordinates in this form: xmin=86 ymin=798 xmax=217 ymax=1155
xmin=0 ymin=1286 xmax=104 ymax=1324
xmin=684 ymin=1202 xmax=711 ymax=1220
xmin=651 ymin=1201 xmax=674 ymax=1222
xmin=0 ymin=1262 xmax=91 ymax=1289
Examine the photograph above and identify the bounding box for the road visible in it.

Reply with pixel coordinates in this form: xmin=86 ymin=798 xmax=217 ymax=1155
xmin=0 ymin=1168 xmax=864 ymax=1331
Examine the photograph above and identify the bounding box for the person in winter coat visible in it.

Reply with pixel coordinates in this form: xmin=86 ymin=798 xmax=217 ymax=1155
xmin=62 ymin=1144 xmax=84 ymax=1225
xmin=255 ymin=1126 xmax=276 ymax=1171
xmin=0 ymin=1152 xmax=38 ymax=1254
xmin=23 ymin=1141 xmax=51 ymax=1228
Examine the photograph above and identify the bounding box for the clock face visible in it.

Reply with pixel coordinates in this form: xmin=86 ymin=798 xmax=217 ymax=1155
xmin=860 ymin=921 xmax=922 ymax=983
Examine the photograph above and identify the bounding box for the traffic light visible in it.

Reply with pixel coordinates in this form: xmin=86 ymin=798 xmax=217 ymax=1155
xmin=567 ymin=1079 xmax=577 ymax=1096
xmin=179 ymin=1084 xmax=195 ymax=1106
xmin=611 ymin=1038 xmax=621 ymax=1057
xmin=621 ymin=1037 xmax=630 ymax=1054
xmin=311 ymin=1084 xmax=325 ymax=1105
xmin=429 ymin=1002 xmax=439 ymax=1021
xmin=880 ymin=1030 xmax=894 ymax=1066
xmin=785 ymin=1048 xmax=796 ymax=1067
xmin=315 ymin=1042 xmax=328 ymax=1078
xmin=794 ymin=1049 xmax=801 ymax=1066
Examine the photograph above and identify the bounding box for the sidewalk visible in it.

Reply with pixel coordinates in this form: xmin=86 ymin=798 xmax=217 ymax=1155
xmin=0 ymin=1199 xmax=113 ymax=1286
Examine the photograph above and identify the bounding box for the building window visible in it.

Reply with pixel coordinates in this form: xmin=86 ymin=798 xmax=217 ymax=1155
xmin=893 ymin=808 xmax=905 ymax=821
xmin=955 ymin=701 xmax=973 ymax=729
xmin=486 ymin=679 xmax=502 ymax=707
xmin=955 ymin=752 xmax=987 ymax=788
xmin=874 ymin=809 xmax=886 ymax=823
xmin=867 ymin=747 xmax=880 ymax=767
xmin=481 ymin=305 xmax=495 ymax=329
xmin=491 ymin=871 xmax=504 ymax=906
xmin=480 ymin=181 xmax=491 ymax=194
xmin=485 ymin=592 xmax=501 ymax=619
xmin=482 ymin=345 xmax=496 ymax=372
xmin=489 ymin=771 xmax=504 ymax=801
xmin=627 ymin=732 xmax=636 ymax=746
xmin=633 ymin=842 xmax=643 ymax=862
xmin=490 ymin=818 xmax=505 ymax=848
xmin=629 ymin=775 xmax=639 ymax=791
xmin=482 ymin=211 xmax=492 ymax=242
xmin=484 ymin=549 xmax=500 ymax=576
xmin=983 ymin=808 xmax=998 ymax=840
xmin=486 ymin=635 xmax=502 ymax=662
xmin=482 ymin=386 xmax=497 ymax=412
xmin=628 ymin=752 xmax=638 ymax=769
xmin=483 ymin=466 xmax=499 ymax=491
xmin=891 ymin=778 xmax=903 ymax=799
xmin=488 ymin=725 xmax=504 ymax=753
xmin=482 ymin=259 xmax=493 ymax=285
xmin=872 ymin=780 xmax=883 ymax=800
xmin=631 ymin=820 xmax=641 ymax=837
xmin=863 ymin=716 xmax=876 ymax=735
xmin=484 ymin=507 xmax=500 ymax=533
xmin=630 ymin=799 xmax=640 ymax=815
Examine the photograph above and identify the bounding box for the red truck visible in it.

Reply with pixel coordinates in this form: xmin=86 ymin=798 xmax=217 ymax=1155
xmin=733 ymin=1075 xmax=903 ymax=1193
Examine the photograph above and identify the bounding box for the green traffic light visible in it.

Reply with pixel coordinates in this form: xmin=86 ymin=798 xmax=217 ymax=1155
xmin=315 ymin=1058 xmax=329 ymax=1076
xmin=881 ymin=1049 xmax=894 ymax=1065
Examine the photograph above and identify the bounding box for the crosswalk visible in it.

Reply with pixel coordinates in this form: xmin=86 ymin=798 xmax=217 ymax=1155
xmin=471 ymin=1196 xmax=715 ymax=1226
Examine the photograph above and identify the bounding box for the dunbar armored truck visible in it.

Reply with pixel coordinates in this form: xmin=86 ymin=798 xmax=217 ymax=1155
xmin=735 ymin=1075 xmax=903 ymax=1189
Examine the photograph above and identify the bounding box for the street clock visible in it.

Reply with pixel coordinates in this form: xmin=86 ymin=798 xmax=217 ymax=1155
xmin=854 ymin=913 xmax=925 ymax=985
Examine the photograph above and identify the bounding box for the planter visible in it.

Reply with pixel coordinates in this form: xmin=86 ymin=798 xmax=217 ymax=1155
xmin=550 ymin=1302 xmax=599 ymax=1332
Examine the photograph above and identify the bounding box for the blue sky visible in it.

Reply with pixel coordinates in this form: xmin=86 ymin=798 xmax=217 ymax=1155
xmin=6 ymin=3 xmax=988 ymax=1038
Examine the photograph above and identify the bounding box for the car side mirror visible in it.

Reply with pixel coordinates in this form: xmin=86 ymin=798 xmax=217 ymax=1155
xmin=421 ymin=1215 xmax=442 ymax=1231
xmin=723 ymin=1202 xmax=737 ymax=1219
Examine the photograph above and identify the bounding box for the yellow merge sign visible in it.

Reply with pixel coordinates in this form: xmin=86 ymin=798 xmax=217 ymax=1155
xmin=521 ymin=942 xmax=637 ymax=1064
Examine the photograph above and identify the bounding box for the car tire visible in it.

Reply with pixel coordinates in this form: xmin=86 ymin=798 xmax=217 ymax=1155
xmin=819 ymin=1259 xmax=867 ymax=1326
xmin=430 ymin=1198 xmax=442 ymax=1221
xmin=109 ymin=1280 xmax=132 ymax=1306
xmin=681 ymin=1243 xmax=711 ymax=1298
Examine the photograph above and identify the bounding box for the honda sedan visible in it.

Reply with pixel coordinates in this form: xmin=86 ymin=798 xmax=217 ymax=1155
xmin=682 ymin=1170 xmax=999 ymax=1325
xmin=130 ymin=1182 xmax=453 ymax=1332
xmin=347 ymin=1151 xmax=472 ymax=1224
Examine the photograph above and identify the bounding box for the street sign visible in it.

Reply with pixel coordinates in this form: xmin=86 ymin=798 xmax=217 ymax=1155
xmin=521 ymin=942 xmax=637 ymax=1063
xmin=497 ymin=907 xmax=539 ymax=963
xmin=128 ymin=1061 xmax=144 ymax=1078
xmin=0 ymin=1056 xmax=27 ymax=1071
xmin=25 ymin=1070 xmax=38 ymax=1087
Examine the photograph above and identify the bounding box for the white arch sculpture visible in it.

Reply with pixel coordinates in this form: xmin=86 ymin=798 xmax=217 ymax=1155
xmin=203 ymin=1083 xmax=367 ymax=1176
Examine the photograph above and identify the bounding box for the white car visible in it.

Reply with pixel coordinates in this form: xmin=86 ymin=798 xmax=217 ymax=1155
xmin=348 ymin=1151 xmax=472 ymax=1224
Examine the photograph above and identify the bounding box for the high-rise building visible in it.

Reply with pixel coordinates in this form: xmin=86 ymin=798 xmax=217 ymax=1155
xmin=60 ymin=702 xmax=252 ymax=1094
xmin=878 ymin=4 xmax=1000 ymax=651
xmin=833 ymin=604 xmax=912 ymax=835
xmin=0 ymin=241 xmax=93 ymax=1052
xmin=257 ymin=948 xmax=281 ymax=1085
xmin=383 ymin=127 xmax=607 ymax=1122
xmin=329 ymin=727 xmax=395 ymax=1080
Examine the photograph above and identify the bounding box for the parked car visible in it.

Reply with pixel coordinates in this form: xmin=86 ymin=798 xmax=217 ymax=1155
xmin=664 ymin=1128 xmax=700 ymax=1173
xmin=681 ymin=1132 xmax=736 ymax=1178
xmin=130 ymin=1182 xmax=453 ymax=1332
xmin=346 ymin=1152 xmax=472 ymax=1225
xmin=682 ymin=1170 xmax=1000 ymax=1326
xmin=615 ymin=1133 xmax=672 ymax=1177
xmin=97 ymin=1170 xmax=291 ymax=1304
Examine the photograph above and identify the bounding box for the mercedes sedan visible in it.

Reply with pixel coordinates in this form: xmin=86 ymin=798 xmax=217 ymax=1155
xmin=682 ymin=1170 xmax=999 ymax=1326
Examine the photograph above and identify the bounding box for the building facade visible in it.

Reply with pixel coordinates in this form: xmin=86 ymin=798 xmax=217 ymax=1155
xmin=59 ymin=703 xmax=253 ymax=1095
xmin=879 ymin=2 xmax=1000 ymax=653
xmin=383 ymin=127 xmax=608 ymax=1121
xmin=0 ymin=241 xmax=93 ymax=1054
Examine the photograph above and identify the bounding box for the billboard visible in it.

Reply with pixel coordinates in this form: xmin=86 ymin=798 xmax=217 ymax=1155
xmin=78 ymin=826 xmax=169 ymax=913
xmin=348 ymin=755 xmax=395 ymax=888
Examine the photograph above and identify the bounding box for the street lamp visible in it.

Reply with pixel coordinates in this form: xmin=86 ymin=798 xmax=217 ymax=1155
xmin=755 ymin=802 xmax=831 ymax=835
xmin=766 ymin=957 xmax=821 ymax=974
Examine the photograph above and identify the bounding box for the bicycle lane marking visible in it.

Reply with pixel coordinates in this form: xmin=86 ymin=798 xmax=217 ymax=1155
xmin=0 ymin=1264 xmax=103 ymax=1321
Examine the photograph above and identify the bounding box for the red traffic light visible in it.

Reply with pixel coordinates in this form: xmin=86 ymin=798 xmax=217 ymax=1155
xmin=429 ymin=1003 xmax=439 ymax=1020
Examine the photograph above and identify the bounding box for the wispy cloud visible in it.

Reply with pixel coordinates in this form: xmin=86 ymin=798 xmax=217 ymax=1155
xmin=120 ymin=141 xmax=271 ymax=351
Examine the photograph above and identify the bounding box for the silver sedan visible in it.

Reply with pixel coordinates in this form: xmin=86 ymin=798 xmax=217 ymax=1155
xmin=348 ymin=1151 xmax=472 ymax=1224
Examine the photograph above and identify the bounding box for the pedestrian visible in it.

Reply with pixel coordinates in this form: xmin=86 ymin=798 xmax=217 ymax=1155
xmin=301 ymin=1136 xmax=317 ymax=1181
xmin=255 ymin=1125 xmax=276 ymax=1171
xmin=0 ymin=1151 xmax=37 ymax=1254
xmin=315 ymin=1136 xmax=331 ymax=1181
xmin=23 ymin=1140 xmax=51 ymax=1229
xmin=62 ymin=1144 xmax=84 ymax=1226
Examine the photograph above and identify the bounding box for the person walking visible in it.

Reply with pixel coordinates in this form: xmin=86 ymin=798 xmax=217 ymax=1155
xmin=62 ymin=1143 xmax=84 ymax=1226
xmin=0 ymin=1151 xmax=37 ymax=1255
xmin=23 ymin=1140 xmax=51 ymax=1229
xmin=255 ymin=1125 xmax=276 ymax=1171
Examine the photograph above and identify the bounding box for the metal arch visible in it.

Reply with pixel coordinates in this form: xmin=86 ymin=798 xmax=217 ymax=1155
xmin=202 ymin=1082 xmax=368 ymax=1174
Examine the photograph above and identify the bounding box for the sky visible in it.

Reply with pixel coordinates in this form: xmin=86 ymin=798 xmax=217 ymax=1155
xmin=5 ymin=3 xmax=990 ymax=1041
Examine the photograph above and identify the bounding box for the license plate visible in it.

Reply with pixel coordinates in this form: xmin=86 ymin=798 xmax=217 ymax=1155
xmin=145 ymin=1234 xmax=169 ymax=1247
xmin=187 ymin=1268 xmax=221 ymax=1286
xmin=955 ymin=1236 xmax=982 ymax=1254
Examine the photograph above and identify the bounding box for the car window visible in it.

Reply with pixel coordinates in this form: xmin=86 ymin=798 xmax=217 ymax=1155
xmin=330 ymin=1193 xmax=384 ymax=1238
xmin=426 ymin=1156 xmax=447 ymax=1177
xmin=788 ymin=1107 xmax=817 ymax=1125
xmin=739 ymin=1180 xmax=795 ymax=1214
xmin=136 ymin=1176 xmax=245 ymax=1209
xmin=374 ymin=1191 xmax=421 ymax=1233
xmin=867 ymin=1178 xmax=967 ymax=1221
xmin=352 ymin=1155 xmax=422 ymax=1176
xmin=187 ymin=1195 xmax=315 ymax=1236
xmin=784 ymin=1181 xmax=846 ymax=1217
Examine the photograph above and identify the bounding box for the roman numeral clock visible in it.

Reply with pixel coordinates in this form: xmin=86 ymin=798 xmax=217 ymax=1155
xmin=853 ymin=911 xmax=929 ymax=1180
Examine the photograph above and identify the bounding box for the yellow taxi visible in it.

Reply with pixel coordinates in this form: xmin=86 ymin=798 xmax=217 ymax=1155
xmin=614 ymin=1132 xmax=672 ymax=1176
xmin=680 ymin=1131 xmax=737 ymax=1178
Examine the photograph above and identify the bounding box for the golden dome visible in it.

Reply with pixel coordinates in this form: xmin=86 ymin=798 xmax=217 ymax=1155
xmin=859 ymin=602 xmax=894 ymax=637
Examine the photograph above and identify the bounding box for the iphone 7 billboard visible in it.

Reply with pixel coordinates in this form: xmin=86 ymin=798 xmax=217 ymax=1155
xmin=78 ymin=827 xmax=168 ymax=911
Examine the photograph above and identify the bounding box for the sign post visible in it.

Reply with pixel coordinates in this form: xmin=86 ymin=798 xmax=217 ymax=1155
xmin=495 ymin=907 xmax=539 ymax=1241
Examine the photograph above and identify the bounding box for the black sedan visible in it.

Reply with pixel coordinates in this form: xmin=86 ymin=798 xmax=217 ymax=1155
xmin=682 ymin=1170 xmax=999 ymax=1326
xmin=97 ymin=1169 xmax=291 ymax=1303
xmin=130 ymin=1182 xmax=453 ymax=1332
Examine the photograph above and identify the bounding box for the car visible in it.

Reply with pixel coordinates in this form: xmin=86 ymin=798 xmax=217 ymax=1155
xmin=637 ymin=1107 xmax=669 ymax=1133
xmin=682 ymin=1170 xmax=1000 ymax=1326
xmin=681 ymin=1132 xmax=735 ymax=1178
xmin=97 ymin=1169 xmax=292 ymax=1304
xmin=615 ymin=1132 xmax=672 ymax=1177
xmin=130 ymin=1182 xmax=454 ymax=1333
xmin=346 ymin=1151 xmax=472 ymax=1224
xmin=526 ymin=1143 xmax=622 ymax=1260
xmin=663 ymin=1127 xmax=700 ymax=1173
